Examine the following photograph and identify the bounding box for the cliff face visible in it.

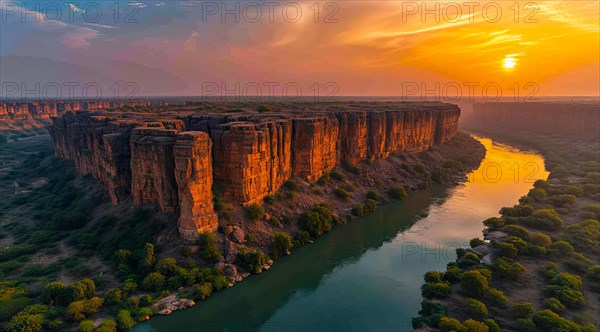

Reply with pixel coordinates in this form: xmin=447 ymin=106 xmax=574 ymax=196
xmin=174 ymin=132 xmax=218 ymax=238
xmin=1 ymin=100 xmax=170 ymax=134
xmin=466 ymin=102 xmax=600 ymax=137
xmin=50 ymin=102 xmax=461 ymax=239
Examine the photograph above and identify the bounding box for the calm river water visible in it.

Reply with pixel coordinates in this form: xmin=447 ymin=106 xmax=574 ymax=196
xmin=134 ymin=136 xmax=548 ymax=332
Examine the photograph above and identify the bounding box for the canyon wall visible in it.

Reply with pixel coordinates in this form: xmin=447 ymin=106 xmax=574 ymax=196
xmin=50 ymin=102 xmax=461 ymax=239
xmin=467 ymin=102 xmax=600 ymax=137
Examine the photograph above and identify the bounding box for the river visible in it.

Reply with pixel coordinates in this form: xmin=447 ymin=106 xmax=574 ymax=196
xmin=134 ymin=136 xmax=548 ymax=332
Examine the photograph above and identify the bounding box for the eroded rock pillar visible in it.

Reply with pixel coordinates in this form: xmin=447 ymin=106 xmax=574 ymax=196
xmin=174 ymin=132 xmax=218 ymax=240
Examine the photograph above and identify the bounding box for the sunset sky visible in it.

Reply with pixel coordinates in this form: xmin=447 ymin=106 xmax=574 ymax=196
xmin=1 ymin=0 xmax=598 ymax=98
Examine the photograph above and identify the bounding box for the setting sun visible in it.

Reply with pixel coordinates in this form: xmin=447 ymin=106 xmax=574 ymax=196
xmin=503 ymin=57 xmax=517 ymax=70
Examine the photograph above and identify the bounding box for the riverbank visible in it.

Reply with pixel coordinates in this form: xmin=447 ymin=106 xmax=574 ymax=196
xmin=136 ymin=135 xmax=549 ymax=331
xmin=414 ymin=125 xmax=600 ymax=331
xmin=1 ymin=132 xmax=485 ymax=331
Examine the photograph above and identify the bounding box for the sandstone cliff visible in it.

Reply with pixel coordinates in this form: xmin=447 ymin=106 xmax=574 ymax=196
xmin=50 ymin=102 xmax=461 ymax=239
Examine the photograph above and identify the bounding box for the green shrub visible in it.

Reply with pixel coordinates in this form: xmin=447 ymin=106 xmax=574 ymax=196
xmin=424 ymin=271 xmax=444 ymax=283
xmin=334 ymin=186 xmax=350 ymax=200
xmin=457 ymin=252 xmax=481 ymax=269
xmin=483 ymin=217 xmax=504 ymax=230
xmin=564 ymin=252 xmax=593 ymax=273
xmin=438 ymin=317 xmax=464 ymax=332
xmin=484 ymin=319 xmax=501 ymax=332
xmin=529 ymin=188 xmax=547 ymax=201
xmin=193 ymin=283 xmax=212 ymax=300
xmin=351 ymin=204 xmax=366 ymax=217
xmin=43 ymin=282 xmax=65 ymax=305
xmin=237 ymin=250 xmax=267 ymax=274
xmin=513 ymin=318 xmax=535 ymax=332
xmin=95 ymin=319 xmax=117 ymax=332
xmin=329 ymin=170 xmax=345 ymax=181
xmin=470 ymin=238 xmax=485 ymax=248
xmin=79 ymin=320 xmax=95 ymax=332
xmin=493 ymin=257 xmax=526 ymax=280
xmin=485 ymin=288 xmax=509 ymax=305
xmin=587 ymin=265 xmax=600 ymax=284
xmin=364 ymin=199 xmax=377 ymax=213
xmin=142 ymin=272 xmax=165 ymax=291
xmin=512 ymin=301 xmax=533 ymax=318
xmin=263 ymin=195 xmax=276 ymax=204
xmin=543 ymin=238 xmax=566 ymax=253
xmin=366 ymin=190 xmax=379 ymax=200
xmin=467 ymin=298 xmax=488 ymax=319
xmin=544 ymin=297 xmax=566 ymax=313
xmin=421 ymin=282 xmax=451 ymax=299
xmin=317 ymin=174 xmax=330 ymax=186
xmin=284 ymin=179 xmax=299 ymax=191
xmin=299 ymin=204 xmax=336 ymax=237
xmin=501 ymin=225 xmax=530 ymax=240
xmin=198 ymin=232 xmax=222 ymax=262
xmin=388 ymin=186 xmax=407 ymax=200
xmin=116 ymin=309 xmax=136 ymax=330
xmin=460 ymin=270 xmax=489 ymax=297
xmin=65 ymin=297 xmax=103 ymax=321
xmin=103 ymin=288 xmax=122 ymax=305
xmin=268 ymin=216 xmax=282 ymax=228
xmin=272 ymin=232 xmax=293 ymax=259
xmin=532 ymin=309 xmax=580 ymax=332
xmin=462 ymin=319 xmax=489 ymax=332
xmin=246 ymin=204 xmax=265 ymax=221
xmin=497 ymin=242 xmax=518 ymax=258
xmin=211 ymin=275 xmax=230 ymax=291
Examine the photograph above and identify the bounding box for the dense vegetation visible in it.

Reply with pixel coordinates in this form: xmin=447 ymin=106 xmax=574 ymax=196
xmin=414 ymin=129 xmax=599 ymax=331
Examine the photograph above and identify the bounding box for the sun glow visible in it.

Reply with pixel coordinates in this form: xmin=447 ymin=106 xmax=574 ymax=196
xmin=503 ymin=57 xmax=517 ymax=70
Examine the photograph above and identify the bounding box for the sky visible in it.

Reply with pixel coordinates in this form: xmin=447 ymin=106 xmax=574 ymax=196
xmin=1 ymin=0 xmax=599 ymax=99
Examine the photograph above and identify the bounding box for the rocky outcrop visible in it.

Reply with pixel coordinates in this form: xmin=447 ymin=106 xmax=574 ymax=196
xmin=292 ymin=116 xmax=339 ymax=180
xmin=50 ymin=101 xmax=461 ymax=239
xmin=211 ymin=120 xmax=293 ymax=205
xmin=174 ymin=132 xmax=218 ymax=238
xmin=130 ymin=124 xmax=181 ymax=212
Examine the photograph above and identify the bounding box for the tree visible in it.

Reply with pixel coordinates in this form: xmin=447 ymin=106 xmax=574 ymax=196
xmin=424 ymin=271 xmax=444 ymax=283
xmin=467 ymin=298 xmax=488 ymax=320
xmin=272 ymin=232 xmax=293 ymax=259
xmin=198 ymin=232 xmax=222 ymax=262
xmin=122 ymin=279 xmax=138 ymax=295
xmin=156 ymin=258 xmax=178 ymax=275
xmin=388 ymin=186 xmax=407 ymax=200
xmin=143 ymin=243 xmax=155 ymax=267
xmin=366 ymin=190 xmax=379 ymax=200
xmin=114 ymin=249 xmax=132 ymax=268
xmin=78 ymin=320 xmax=95 ymax=332
xmin=95 ymin=319 xmax=117 ymax=332
xmin=66 ymin=279 xmax=96 ymax=302
xmin=246 ymin=204 xmax=265 ymax=220
xmin=421 ymin=283 xmax=451 ymax=299
xmin=117 ymin=309 xmax=136 ymax=330
xmin=65 ymin=297 xmax=103 ymax=321
xmin=193 ymin=283 xmax=213 ymax=300
xmin=6 ymin=311 xmax=44 ymax=332
xmin=103 ymin=288 xmax=122 ymax=305
xmin=43 ymin=282 xmax=65 ymax=305
xmin=462 ymin=319 xmax=490 ymax=332
xmin=461 ymin=270 xmax=489 ymax=297
xmin=142 ymin=272 xmax=165 ymax=291
xmin=512 ymin=302 xmax=533 ymax=319
xmin=438 ymin=317 xmax=465 ymax=332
